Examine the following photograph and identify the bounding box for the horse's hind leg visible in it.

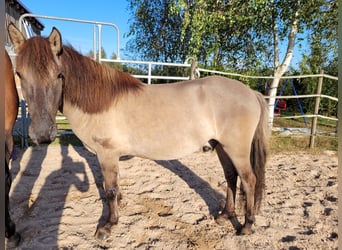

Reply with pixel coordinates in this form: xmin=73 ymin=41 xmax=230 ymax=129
xmin=215 ymin=144 xmax=242 ymax=231
xmin=95 ymin=151 xmax=121 ymax=242
xmin=216 ymin=144 xmax=256 ymax=235
xmin=233 ymin=153 xmax=256 ymax=235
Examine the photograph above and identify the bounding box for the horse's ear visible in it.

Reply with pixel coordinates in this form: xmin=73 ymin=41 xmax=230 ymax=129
xmin=49 ymin=27 xmax=63 ymax=56
xmin=7 ymin=23 xmax=26 ymax=51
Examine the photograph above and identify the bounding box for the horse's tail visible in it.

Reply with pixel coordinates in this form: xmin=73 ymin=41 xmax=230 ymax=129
xmin=250 ymin=92 xmax=269 ymax=213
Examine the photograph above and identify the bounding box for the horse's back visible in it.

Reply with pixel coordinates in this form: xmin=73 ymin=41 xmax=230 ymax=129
xmin=160 ymin=75 xmax=259 ymax=108
xmin=181 ymin=76 xmax=262 ymax=121
xmin=144 ymin=75 xmax=257 ymax=106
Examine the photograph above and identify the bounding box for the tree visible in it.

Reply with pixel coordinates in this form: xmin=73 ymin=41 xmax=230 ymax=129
xmin=127 ymin=0 xmax=270 ymax=68
xmin=266 ymin=0 xmax=337 ymax=126
xmin=86 ymin=47 xmax=107 ymax=61
xmin=87 ymin=48 xmax=124 ymax=70
xmin=127 ymin=0 xmax=184 ymax=62
xmin=126 ymin=0 xmax=338 ymax=125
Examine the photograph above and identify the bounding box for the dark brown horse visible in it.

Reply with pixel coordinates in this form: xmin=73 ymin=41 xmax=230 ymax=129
xmin=8 ymin=24 xmax=269 ymax=243
xmin=5 ymin=50 xmax=21 ymax=244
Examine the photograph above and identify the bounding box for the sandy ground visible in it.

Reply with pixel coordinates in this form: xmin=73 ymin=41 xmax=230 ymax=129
xmin=5 ymin=145 xmax=338 ymax=249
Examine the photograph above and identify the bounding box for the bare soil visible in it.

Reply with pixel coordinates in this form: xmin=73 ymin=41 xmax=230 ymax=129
xmin=6 ymin=145 xmax=338 ymax=249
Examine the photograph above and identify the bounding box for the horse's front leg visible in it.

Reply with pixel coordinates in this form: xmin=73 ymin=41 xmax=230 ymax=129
xmin=5 ymin=159 xmax=21 ymax=245
xmin=95 ymin=152 xmax=121 ymax=242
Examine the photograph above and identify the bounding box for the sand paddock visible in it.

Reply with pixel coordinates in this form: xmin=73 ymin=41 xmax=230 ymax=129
xmin=6 ymin=145 xmax=338 ymax=249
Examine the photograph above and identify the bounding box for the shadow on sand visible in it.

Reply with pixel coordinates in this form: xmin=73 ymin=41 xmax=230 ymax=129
xmin=155 ymin=159 xmax=225 ymax=217
xmin=7 ymin=134 xmax=105 ymax=249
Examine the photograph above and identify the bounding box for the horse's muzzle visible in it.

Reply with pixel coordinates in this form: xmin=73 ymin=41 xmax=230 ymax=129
xmin=29 ymin=124 xmax=58 ymax=145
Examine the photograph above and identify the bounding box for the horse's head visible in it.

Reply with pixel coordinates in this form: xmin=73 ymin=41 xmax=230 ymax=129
xmin=8 ymin=24 xmax=64 ymax=144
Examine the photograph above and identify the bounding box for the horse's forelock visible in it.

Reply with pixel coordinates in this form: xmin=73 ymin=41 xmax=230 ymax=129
xmin=17 ymin=37 xmax=58 ymax=84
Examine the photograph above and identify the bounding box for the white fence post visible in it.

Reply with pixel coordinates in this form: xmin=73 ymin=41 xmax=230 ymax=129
xmin=148 ymin=63 xmax=152 ymax=84
xmin=309 ymin=70 xmax=324 ymax=148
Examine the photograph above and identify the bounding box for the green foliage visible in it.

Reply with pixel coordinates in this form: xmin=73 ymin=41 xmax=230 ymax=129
xmin=126 ymin=0 xmax=337 ymax=74
xmin=127 ymin=0 xmax=184 ymax=62
xmin=124 ymin=0 xmax=337 ymax=119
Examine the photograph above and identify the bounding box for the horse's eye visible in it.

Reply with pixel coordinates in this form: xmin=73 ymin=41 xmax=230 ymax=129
xmin=16 ymin=71 xmax=21 ymax=79
xmin=57 ymin=72 xmax=64 ymax=79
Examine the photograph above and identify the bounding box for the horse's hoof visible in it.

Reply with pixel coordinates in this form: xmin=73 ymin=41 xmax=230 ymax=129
xmin=6 ymin=232 xmax=22 ymax=247
xmin=215 ymin=213 xmax=229 ymax=225
xmin=238 ymin=226 xmax=254 ymax=235
xmin=95 ymin=226 xmax=111 ymax=242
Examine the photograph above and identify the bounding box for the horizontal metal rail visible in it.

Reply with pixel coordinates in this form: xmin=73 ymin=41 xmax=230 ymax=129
xmin=198 ymin=68 xmax=338 ymax=81
xmin=275 ymin=114 xmax=338 ymax=122
xmin=102 ymin=58 xmax=191 ymax=84
xmin=132 ymin=75 xmax=190 ymax=81
xmin=18 ymin=13 xmax=121 ymax=60
xmin=263 ymin=94 xmax=338 ymax=102
xmin=103 ymin=58 xmax=191 ymax=67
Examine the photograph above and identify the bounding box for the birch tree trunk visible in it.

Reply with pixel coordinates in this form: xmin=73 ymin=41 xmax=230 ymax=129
xmin=268 ymin=9 xmax=299 ymax=128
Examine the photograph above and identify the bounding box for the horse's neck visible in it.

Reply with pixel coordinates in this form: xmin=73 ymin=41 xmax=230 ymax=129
xmin=61 ymin=99 xmax=82 ymax=121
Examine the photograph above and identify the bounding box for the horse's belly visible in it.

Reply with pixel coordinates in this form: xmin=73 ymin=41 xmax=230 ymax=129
xmin=130 ymin=141 xmax=202 ymax=161
xmin=70 ymin=120 xmax=208 ymax=161
xmin=123 ymin=118 xmax=214 ymax=160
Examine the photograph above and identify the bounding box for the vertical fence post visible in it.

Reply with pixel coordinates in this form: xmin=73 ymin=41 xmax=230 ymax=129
xmin=309 ymin=69 xmax=324 ymax=148
xmin=93 ymin=24 xmax=97 ymax=61
xmin=148 ymin=63 xmax=152 ymax=84
xmin=190 ymin=59 xmax=198 ymax=80
xmin=98 ymin=24 xmax=102 ymax=63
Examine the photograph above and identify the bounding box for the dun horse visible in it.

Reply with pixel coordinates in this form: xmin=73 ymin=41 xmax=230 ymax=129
xmin=5 ymin=50 xmax=21 ymax=244
xmin=8 ymin=24 xmax=269 ymax=242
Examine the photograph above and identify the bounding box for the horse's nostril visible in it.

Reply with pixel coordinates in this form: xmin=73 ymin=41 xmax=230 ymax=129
xmin=49 ymin=125 xmax=58 ymax=141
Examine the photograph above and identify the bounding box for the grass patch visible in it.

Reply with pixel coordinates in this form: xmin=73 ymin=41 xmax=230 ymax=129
xmin=273 ymin=112 xmax=337 ymax=133
xmin=272 ymin=114 xmax=337 ymax=153
xmin=55 ymin=133 xmax=83 ymax=146
xmin=56 ymin=118 xmax=72 ymax=130
xmin=269 ymin=133 xmax=337 ymax=154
